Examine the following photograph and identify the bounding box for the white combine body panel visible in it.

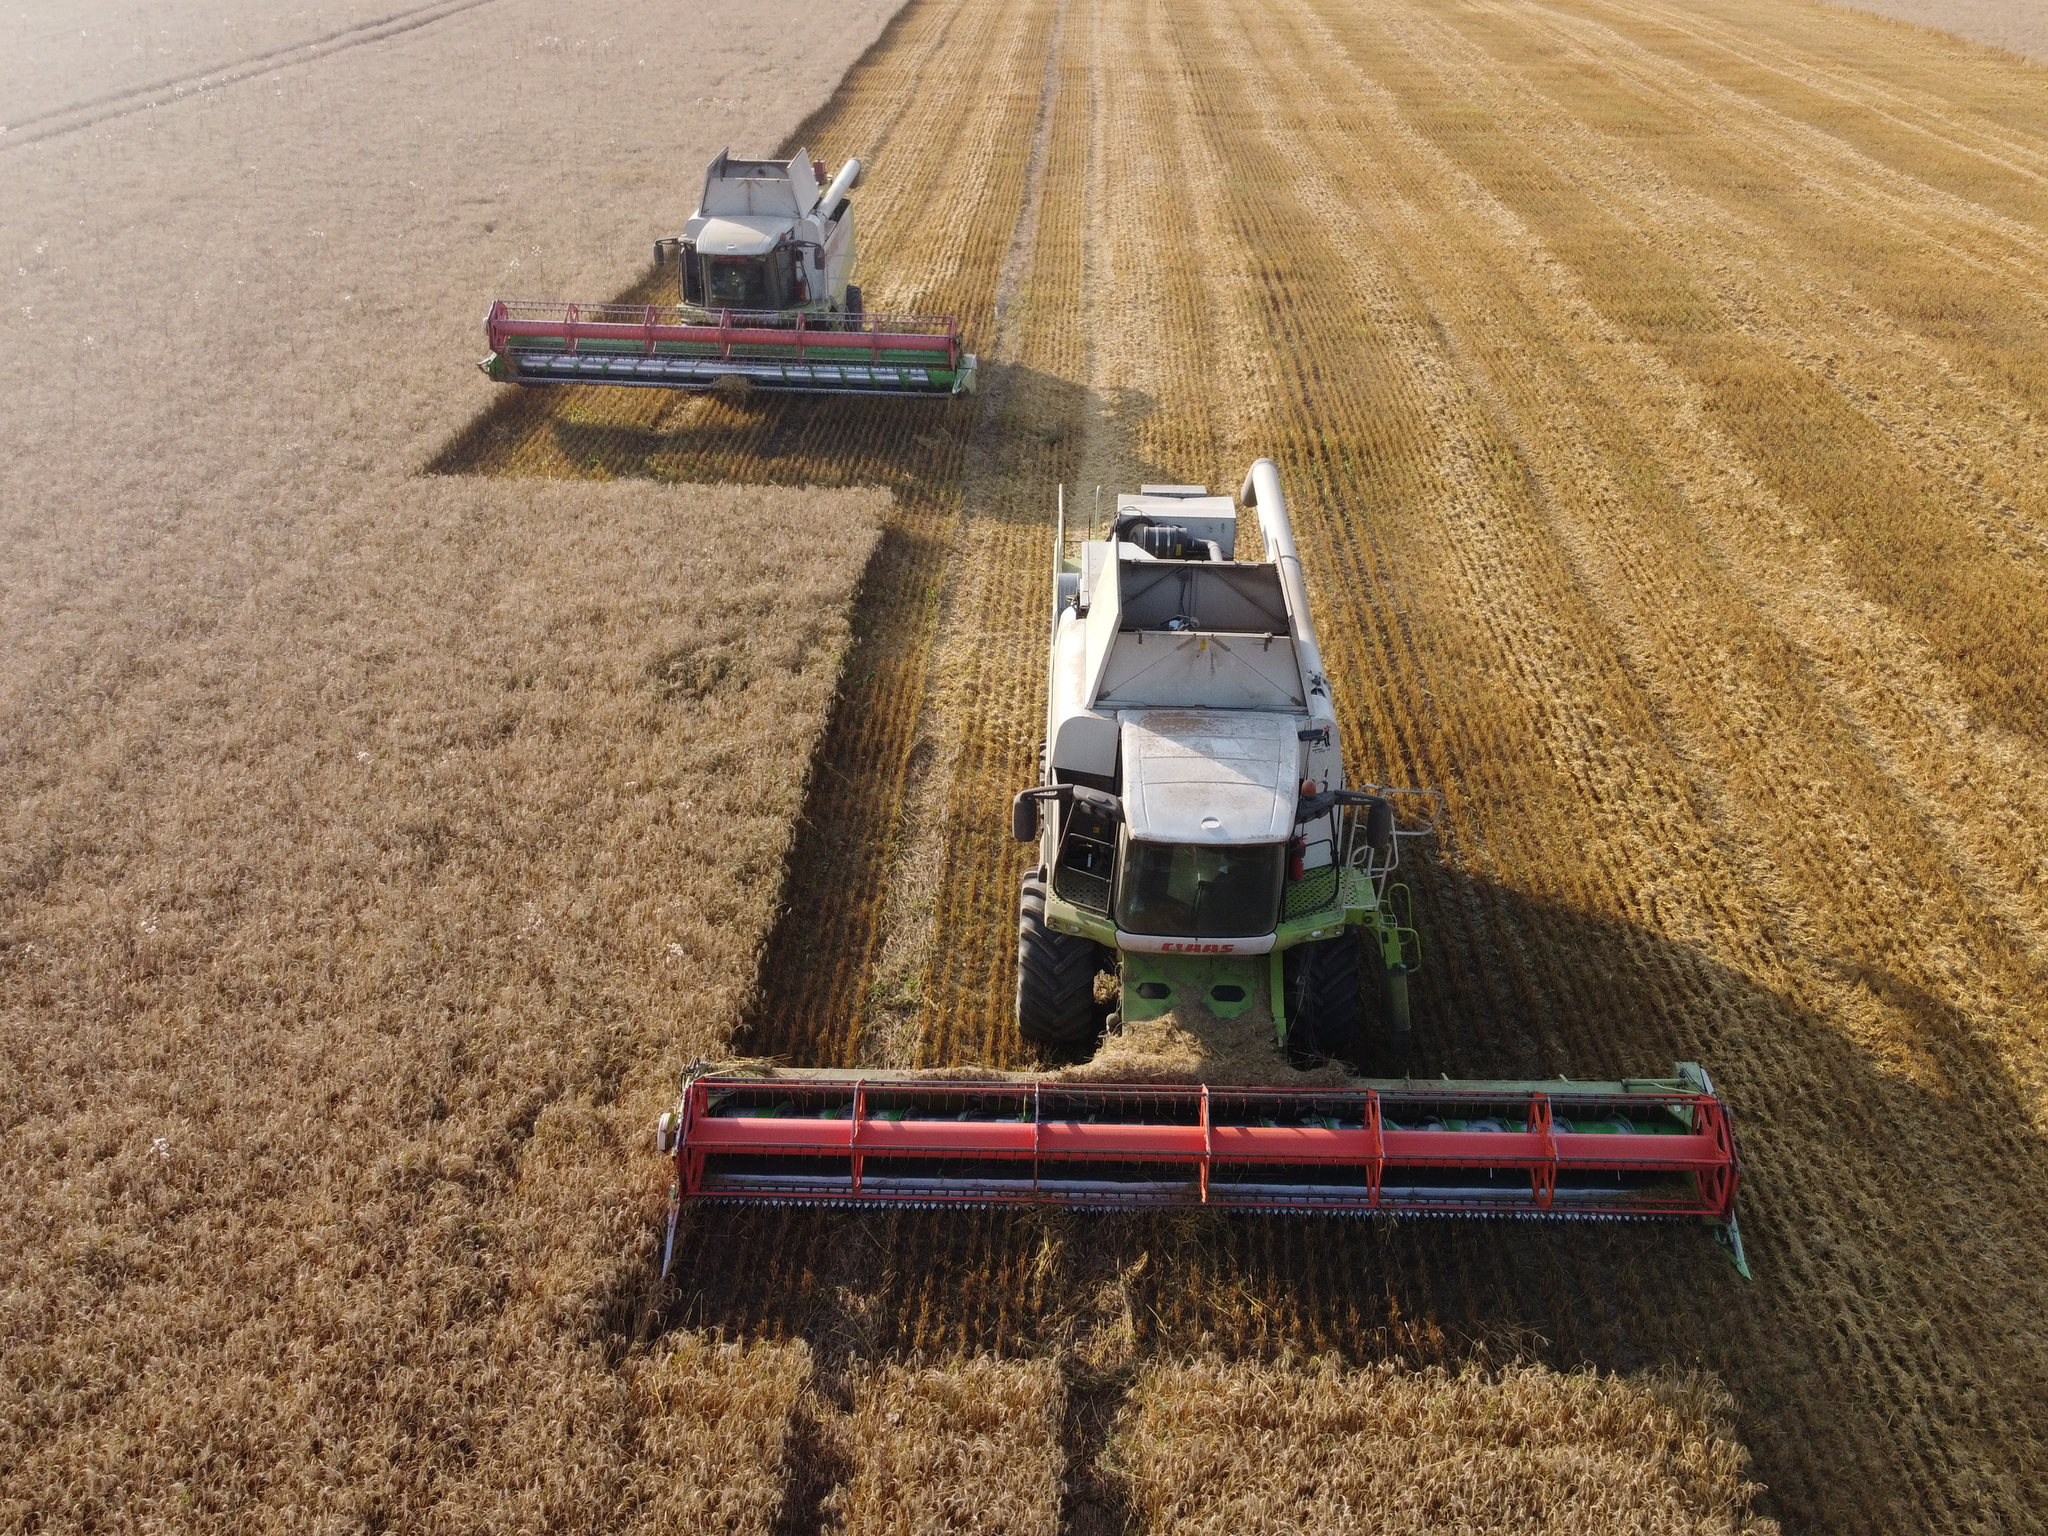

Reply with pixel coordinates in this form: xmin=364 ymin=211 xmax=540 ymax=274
xmin=1051 ymin=481 xmax=1339 ymax=795
xmin=681 ymin=148 xmax=859 ymax=313
xmin=1119 ymin=711 xmax=1299 ymax=846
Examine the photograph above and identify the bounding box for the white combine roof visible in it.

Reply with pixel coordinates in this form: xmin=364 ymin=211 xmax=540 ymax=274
xmin=694 ymin=215 xmax=787 ymax=257
xmin=1119 ymin=709 xmax=1298 ymax=845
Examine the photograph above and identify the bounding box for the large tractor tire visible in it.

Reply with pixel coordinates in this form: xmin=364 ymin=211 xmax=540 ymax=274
xmin=1284 ymin=934 xmax=1364 ymax=1068
xmin=1017 ymin=871 xmax=1100 ymax=1045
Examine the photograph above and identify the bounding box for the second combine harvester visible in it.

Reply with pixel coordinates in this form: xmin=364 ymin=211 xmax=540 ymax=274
xmin=659 ymin=463 xmax=1747 ymax=1275
xmin=480 ymin=149 xmax=977 ymax=397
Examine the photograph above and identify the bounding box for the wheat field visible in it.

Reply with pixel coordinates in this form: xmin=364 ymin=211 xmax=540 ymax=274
xmin=12 ymin=0 xmax=2048 ymax=1526
xmin=1828 ymin=0 xmax=2048 ymax=62
xmin=832 ymin=1356 xmax=1068 ymax=1535
xmin=0 ymin=480 xmax=883 ymax=1530
xmin=0 ymin=0 xmax=909 ymax=1528
xmin=452 ymin=0 xmax=2048 ymax=1528
xmin=1113 ymin=1357 xmax=1773 ymax=1534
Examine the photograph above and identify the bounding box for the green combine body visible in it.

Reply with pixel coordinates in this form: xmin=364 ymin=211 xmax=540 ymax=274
xmin=1013 ymin=464 xmax=1438 ymax=1066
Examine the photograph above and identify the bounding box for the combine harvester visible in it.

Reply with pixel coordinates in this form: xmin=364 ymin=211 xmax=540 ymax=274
xmin=479 ymin=149 xmax=975 ymax=397
xmin=659 ymin=463 xmax=1747 ymax=1274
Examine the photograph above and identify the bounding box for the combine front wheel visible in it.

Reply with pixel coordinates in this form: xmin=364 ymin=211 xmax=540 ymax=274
xmin=1284 ymin=935 xmax=1363 ymax=1068
xmin=1017 ymin=871 xmax=1099 ymax=1044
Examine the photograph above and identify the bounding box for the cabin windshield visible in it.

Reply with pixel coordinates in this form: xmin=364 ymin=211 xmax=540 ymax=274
xmin=704 ymin=256 xmax=771 ymax=309
xmin=1115 ymin=840 xmax=1285 ymax=938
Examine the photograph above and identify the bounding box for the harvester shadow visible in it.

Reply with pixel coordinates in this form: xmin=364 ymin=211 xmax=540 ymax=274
xmin=656 ymin=869 xmax=2048 ymax=1533
xmin=724 ymin=360 xmax=1166 ymax=1068
xmin=425 ymin=282 xmax=1123 ymax=499
xmin=424 ymin=348 xmax=1160 ymax=1079
xmin=424 ymin=351 xmax=983 ymax=491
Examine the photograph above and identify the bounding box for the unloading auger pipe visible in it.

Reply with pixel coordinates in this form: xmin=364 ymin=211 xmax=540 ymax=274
xmin=818 ymin=157 xmax=863 ymax=216
xmin=1239 ymin=459 xmax=1335 ymax=724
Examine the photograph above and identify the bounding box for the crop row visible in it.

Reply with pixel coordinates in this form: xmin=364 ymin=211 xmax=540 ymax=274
xmin=464 ymin=0 xmax=2048 ymax=1528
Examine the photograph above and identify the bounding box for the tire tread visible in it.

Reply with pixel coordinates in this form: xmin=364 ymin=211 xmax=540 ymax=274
xmin=1017 ymin=873 xmax=1098 ymax=1044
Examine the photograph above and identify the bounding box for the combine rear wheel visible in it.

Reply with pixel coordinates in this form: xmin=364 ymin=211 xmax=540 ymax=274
xmin=1017 ymin=871 xmax=1100 ymax=1045
xmin=1285 ymin=935 xmax=1363 ymax=1068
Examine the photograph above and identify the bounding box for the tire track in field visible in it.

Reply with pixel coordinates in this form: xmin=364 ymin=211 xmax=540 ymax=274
xmin=1451 ymin=0 xmax=2048 ymax=569
xmin=1387 ymin=0 xmax=2048 ymax=1024
xmin=850 ymin=0 xmax=1075 ymax=1071
xmin=907 ymin=0 xmax=1095 ymax=1071
xmin=0 ymin=0 xmax=508 ymax=149
xmin=914 ymin=0 xmax=1273 ymax=1068
xmin=1573 ymin=0 xmax=2048 ymax=189
xmin=1359 ymin=0 xmax=2048 ymax=1114
xmin=731 ymin=0 xmax=1059 ymax=1068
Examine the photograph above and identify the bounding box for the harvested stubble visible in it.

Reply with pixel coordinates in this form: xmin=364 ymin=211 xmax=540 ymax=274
xmin=1112 ymin=1357 xmax=1775 ymax=1535
xmin=829 ymin=1356 xmax=1066 ymax=1536
xmin=589 ymin=0 xmax=2048 ymax=1529
xmin=0 ymin=480 xmax=881 ymax=1531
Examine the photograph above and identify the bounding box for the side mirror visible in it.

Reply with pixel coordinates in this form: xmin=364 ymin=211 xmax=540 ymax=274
xmin=1014 ymin=784 xmax=1096 ymax=842
xmin=1363 ymin=796 xmax=1395 ymax=853
xmin=1295 ymin=787 xmax=1396 ymax=852
xmin=1011 ymin=791 xmax=1041 ymax=843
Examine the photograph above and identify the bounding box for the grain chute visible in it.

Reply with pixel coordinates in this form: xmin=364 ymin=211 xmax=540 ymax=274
xmin=479 ymin=149 xmax=977 ymax=397
xmin=658 ymin=463 xmax=1746 ymax=1275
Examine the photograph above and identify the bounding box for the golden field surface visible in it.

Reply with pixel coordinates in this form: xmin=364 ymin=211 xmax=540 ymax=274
xmin=0 ymin=0 xmax=902 ymax=1529
xmin=1828 ymin=0 xmax=2048 ymax=63
xmin=7 ymin=0 xmax=2048 ymax=1530
xmin=0 ymin=479 xmax=884 ymax=1532
xmin=453 ymin=0 xmax=2048 ymax=1528
xmin=1114 ymin=1357 xmax=1771 ymax=1534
